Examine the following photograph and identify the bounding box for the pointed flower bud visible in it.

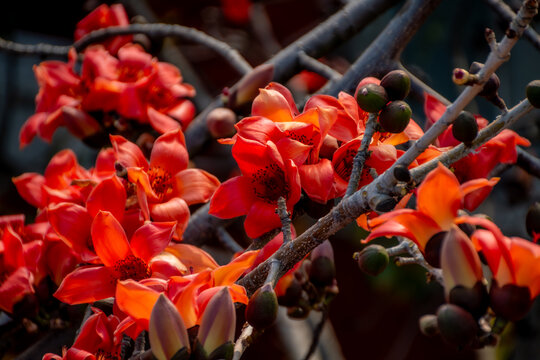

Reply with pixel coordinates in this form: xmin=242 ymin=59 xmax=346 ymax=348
xmin=197 ymin=287 xmax=236 ymax=356
xmin=149 ymin=294 xmax=190 ymax=360
xmin=441 ymin=227 xmax=484 ymax=299
xmin=309 ymin=241 xmax=336 ymax=288
xmin=227 ymin=64 xmax=275 ymax=109
xmin=246 ymin=283 xmax=278 ymax=329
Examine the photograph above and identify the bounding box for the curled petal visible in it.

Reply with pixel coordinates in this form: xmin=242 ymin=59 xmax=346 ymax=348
xmin=91 ymin=211 xmax=131 ymax=266
xmin=54 ymin=266 xmax=116 ymax=305
xmin=130 ymin=221 xmax=176 ymax=263
xmin=175 ymin=169 xmax=220 ymax=205
xmin=252 ymin=88 xmax=295 ymax=123
xmin=150 ymin=198 xmax=190 ymax=237
xmin=86 ymin=175 xmax=127 ymax=220
xmin=209 ymin=176 xmax=255 ymax=219
xmin=110 ymin=134 xmax=148 ymax=169
xmin=115 ymin=279 xmax=160 ymax=330
xmin=150 ymin=129 xmax=188 ymax=176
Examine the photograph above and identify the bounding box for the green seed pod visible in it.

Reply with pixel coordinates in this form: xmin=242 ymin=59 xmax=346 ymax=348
xmin=355 ymin=83 xmax=389 ymax=113
xmin=380 ymin=70 xmax=411 ymax=100
xmin=378 ymin=100 xmax=412 ymax=133
xmin=245 ymin=283 xmax=279 ymax=329
xmin=526 ymin=80 xmax=540 ymax=108
xmin=448 ymin=282 xmax=489 ymax=319
xmin=418 ymin=314 xmax=439 ymax=337
xmin=452 ymin=111 xmax=478 ymax=145
xmin=436 ymin=304 xmax=477 ymax=349
xmin=489 ymin=281 xmax=533 ymax=322
xmin=393 ymin=164 xmax=411 ymax=183
xmin=525 ymin=202 xmax=540 ymax=238
xmin=309 ymin=256 xmax=336 ymax=288
xmin=354 ymin=244 xmax=389 ymax=276
xmin=424 ymin=231 xmax=447 ymax=268
xmin=206 ymin=107 xmax=237 ymax=138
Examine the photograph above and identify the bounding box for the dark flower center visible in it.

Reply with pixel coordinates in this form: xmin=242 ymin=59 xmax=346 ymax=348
xmin=148 ymin=166 xmax=173 ymax=201
xmin=251 ymin=164 xmax=290 ymax=204
xmin=96 ymin=349 xmax=121 ymax=360
xmin=114 ymin=254 xmax=150 ymax=281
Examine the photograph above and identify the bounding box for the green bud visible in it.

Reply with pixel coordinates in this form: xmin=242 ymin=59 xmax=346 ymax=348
xmin=354 ymin=244 xmax=389 ymax=276
xmin=355 ymin=84 xmax=389 ymax=113
xmin=246 ymin=283 xmax=279 ymax=329
xmin=378 ymin=100 xmax=411 ymax=133
xmin=380 ymin=70 xmax=411 ymax=100
xmin=452 ymin=111 xmax=478 ymax=145
xmin=418 ymin=314 xmax=439 ymax=337
xmin=526 ymin=80 xmax=540 ymax=108
xmin=436 ymin=304 xmax=477 ymax=349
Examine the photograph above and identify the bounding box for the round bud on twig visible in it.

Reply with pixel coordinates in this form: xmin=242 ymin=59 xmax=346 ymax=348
xmin=452 ymin=111 xmax=478 ymax=145
xmin=355 ymin=83 xmax=388 ymax=113
xmin=378 ymin=100 xmax=411 ymax=133
xmin=354 ymin=244 xmax=389 ymax=276
xmin=526 ymin=80 xmax=540 ymax=108
xmin=380 ymin=70 xmax=411 ymax=100
xmin=489 ymin=281 xmax=533 ymax=322
xmin=419 ymin=314 xmax=439 ymax=337
xmin=436 ymin=304 xmax=477 ymax=349
xmin=309 ymin=256 xmax=336 ymax=288
xmin=206 ymin=107 xmax=236 ymax=138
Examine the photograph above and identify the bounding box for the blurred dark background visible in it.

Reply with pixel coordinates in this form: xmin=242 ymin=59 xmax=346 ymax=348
xmin=0 ymin=0 xmax=539 ymax=359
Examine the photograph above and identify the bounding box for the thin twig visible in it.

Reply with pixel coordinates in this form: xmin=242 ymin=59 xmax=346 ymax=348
xmin=130 ymin=331 xmax=146 ymax=358
xmin=345 ymin=113 xmax=378 ymax=197
xmin=392 ymin=238 xmax=443 ymax=285
xmin=484 ymin=0 xmax=540 ymax=50
xmin=303 ymin=308 xmax=329 ymax=360
xmin=232 ymin=323 xmax=254 ymax=360
xmin=298 ymin=51 xmax=342 ymax=81
xmin=277 ymin=197 xmax=292 ymax=244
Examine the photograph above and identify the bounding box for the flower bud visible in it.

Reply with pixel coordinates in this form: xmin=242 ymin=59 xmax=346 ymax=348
xmin=418 ymin=314 xmax=439 ymax=337
xmin=227 ymin=64 xmax=274 ymax=109
xmin=309 ymin=256 xmax=336 ymax=288
xmin=278 ymin=278 xmax=303 ymax=307
xmin=378 ymin=100 xmax=412 ymax=133
xmin=489 ymin=281 xmax=533 ymax=321
xmin=380 ymin=70 xmax=411 ymax=101
xmin=468 ymin=62 xmax=505 ymax=109
xmin=424 ymin=231 xmax=447 ymax=268
xmin=355 ymin=84 xmax=388 ymax=113
xmin=149 ymin=294 xmax=190 ymax=360
xmin=436 ymin=304 xmax=477 ymax=349
xmin=197 ymin=288 xmax=236 ymax=356
xmin=206 ymin=107 xmax=237 ymax=138
xmin=525 ymin=202 xmax=540 ymax=239
xmin=246 ymin=283 xmax=279 ymax=329
xmin=452 ymin=111 xmax=478 ymax=145
xmin=354 ymin=244 xmax=389 ymax=276
xmin=448 ymin=282 xmax=489 ymax=319
xmin=526 ymin=80 xmax=540 ymax=108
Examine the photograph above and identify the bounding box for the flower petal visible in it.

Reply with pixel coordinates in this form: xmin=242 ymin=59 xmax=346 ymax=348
xmin=174 ymin=169 xmax=220 ymax=205
xmin=150 ymin=129 xmax=188 ymax=176
xmin=91 ymin=211 xmax=131 ymax=266
xmin=130 ymin=221 xmax=175 ymax=263
xmin=150 ymin=198 xmax=190 ymax=237
xmin=115 ymin=279 xmax=160 ymax=330
xmin=86 ymin=175 xmax=127 ymax=220
xmin=54 ymin=266 xmax=116 ymax=304
xmin=209 ymin=176 xmax=255 ymax=219
xmin=110 ymin=134 xmax=148 ymax=169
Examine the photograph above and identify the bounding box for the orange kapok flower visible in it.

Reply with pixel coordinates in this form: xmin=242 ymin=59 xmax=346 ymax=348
xmin=363 ymin=163 xmax=499 ymax=254
xmin=111 ymin=129 xmax=219 ymax=237
xmin=54 ymin=211 xmax=175 ymax=305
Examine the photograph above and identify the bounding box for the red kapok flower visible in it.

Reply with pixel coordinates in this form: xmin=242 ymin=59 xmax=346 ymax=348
xmin=54 ymin=211 xmax=175 ymax=305
xmin=111 ymin=129 xmax=219 ymax=237
xmin=74 ymin=3 xmax=132 ymax=55
xmin=210 ymin=136 xmax=301 ymax=238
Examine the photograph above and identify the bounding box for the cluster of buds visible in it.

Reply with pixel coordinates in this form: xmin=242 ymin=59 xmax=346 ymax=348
xmin=355 ymin=70 xmax=412 ymax=133
xmin=277 ymin=241 xmax=338 ymax=319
